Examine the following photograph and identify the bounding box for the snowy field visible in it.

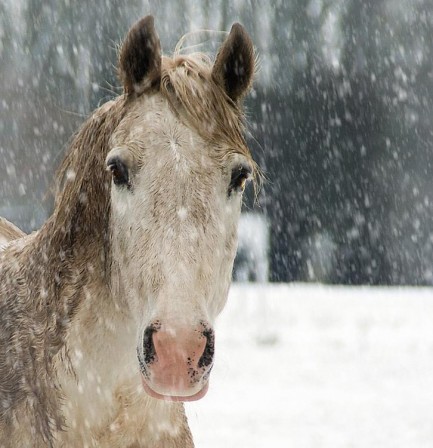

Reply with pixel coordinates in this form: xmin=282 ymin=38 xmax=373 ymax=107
xmin=186 ymin=283 xmax=433 ymax=448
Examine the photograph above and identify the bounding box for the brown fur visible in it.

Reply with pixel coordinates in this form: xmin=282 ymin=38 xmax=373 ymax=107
xmin=0 ymin=15 xmax=255 ymax=447
xmin=0 ymin=218 xmax=25 ymax=246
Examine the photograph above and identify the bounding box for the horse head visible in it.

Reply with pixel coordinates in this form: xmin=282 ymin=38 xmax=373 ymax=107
xmin=105 ymin=16 xmax=255 ymax=402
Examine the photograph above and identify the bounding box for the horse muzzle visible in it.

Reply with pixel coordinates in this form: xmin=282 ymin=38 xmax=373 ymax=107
xmin=138 ymin=320 xmax=214 ymax=402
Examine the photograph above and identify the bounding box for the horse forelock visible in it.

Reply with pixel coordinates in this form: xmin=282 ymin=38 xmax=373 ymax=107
xmin=160 ymin=53 xmax=257 ymax=171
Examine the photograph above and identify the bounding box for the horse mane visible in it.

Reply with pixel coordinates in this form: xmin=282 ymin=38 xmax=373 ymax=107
xmin=38 ymin=99 xmax=126 ymax=264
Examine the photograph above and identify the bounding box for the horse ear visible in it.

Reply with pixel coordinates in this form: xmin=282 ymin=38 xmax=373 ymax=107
xmin=118 ymin=15 xmax=162 ymax=95
xmin=212 ymin=23 xmax=255 ymax=102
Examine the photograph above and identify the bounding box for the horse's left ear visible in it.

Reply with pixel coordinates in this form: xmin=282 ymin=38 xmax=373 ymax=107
xmin=212 ymin=23 xmax=255 ymax=102
xmin=118 ymin=15 xmax=162 ymax=95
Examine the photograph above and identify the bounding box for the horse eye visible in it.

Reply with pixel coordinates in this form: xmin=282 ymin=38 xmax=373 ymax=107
xmin=106 ymin=156 xmax=131 ymax=189
xmin=228 ymin=164 xmax=252 ymax=196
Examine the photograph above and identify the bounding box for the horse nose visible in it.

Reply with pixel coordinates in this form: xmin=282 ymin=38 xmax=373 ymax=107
xmin=143 ymin=321 xmax=214 ymax=369
xmin=198 ymin=325 xmax=215 ymax=368
xmin=142 ymin=321 xmax=160 ymax=365
xmin=141 ymin=321 xmax=214 ymax=397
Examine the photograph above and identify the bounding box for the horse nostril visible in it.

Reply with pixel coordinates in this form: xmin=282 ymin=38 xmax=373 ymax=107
xmin=198 ymin=327 xmax=215 ymax=369
xmin=142 ymin=322 xmax=159 ymax=365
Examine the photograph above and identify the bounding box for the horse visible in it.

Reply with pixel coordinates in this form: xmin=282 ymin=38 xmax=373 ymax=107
xmin=0 ymin=15 xmax=256 ymax=447
xmin=0 ymin=217 xmax=25 ymax=250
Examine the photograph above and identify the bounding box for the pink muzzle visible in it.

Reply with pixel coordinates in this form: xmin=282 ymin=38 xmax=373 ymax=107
xmin=139 ymin=321 xmax=214 ymax=401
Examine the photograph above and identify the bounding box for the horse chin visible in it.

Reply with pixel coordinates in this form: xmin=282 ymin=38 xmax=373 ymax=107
xmin=140 ymin=374 xmax=209 ymax=402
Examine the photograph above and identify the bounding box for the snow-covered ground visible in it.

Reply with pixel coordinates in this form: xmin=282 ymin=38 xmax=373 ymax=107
xmin=186 ymin=283 xmax=433 ymax=448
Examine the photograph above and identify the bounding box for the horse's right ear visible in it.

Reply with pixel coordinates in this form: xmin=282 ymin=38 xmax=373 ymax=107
xmin=118 ymin=15 xmax=162 ymax=95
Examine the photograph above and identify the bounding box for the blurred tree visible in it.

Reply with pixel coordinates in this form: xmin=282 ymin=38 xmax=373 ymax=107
xmin=0 ymin=2 xmax=13 ymax=70
xmin=257 ymin=0 xmax=433 ymax=284
xmin=84 ymin=0 xmax=141 ymax=109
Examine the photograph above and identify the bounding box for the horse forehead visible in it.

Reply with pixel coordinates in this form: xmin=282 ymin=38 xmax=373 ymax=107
xmin=114 ymin=95 xmax=212 ymax=157
xmin=111 ymin=95 xmax=171 ymax=142
xmin=116 ymin=98 xmax=222 ymax=175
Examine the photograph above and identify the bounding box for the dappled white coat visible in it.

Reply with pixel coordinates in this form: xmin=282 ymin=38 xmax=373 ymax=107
xmin=0 ymin=15 xmax=256 ymax=448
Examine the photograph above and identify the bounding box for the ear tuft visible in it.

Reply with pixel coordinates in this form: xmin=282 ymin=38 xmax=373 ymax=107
xmin=212 ymin=23 xmax=255 ymax=102
xmin=118 ymin=15 xmax=162 ymax=95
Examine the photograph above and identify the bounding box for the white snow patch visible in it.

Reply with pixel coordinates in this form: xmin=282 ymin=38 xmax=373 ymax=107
xmin=187 ymin=283 xmax=433 ymax=448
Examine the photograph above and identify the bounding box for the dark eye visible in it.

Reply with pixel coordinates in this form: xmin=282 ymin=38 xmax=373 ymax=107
xmin=228 ymin=164 xmax=252 ymax=197
xmin=106 ymin=156 xmax=131 ymax=190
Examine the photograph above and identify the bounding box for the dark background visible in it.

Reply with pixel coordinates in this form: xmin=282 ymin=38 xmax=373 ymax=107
xmin=1 ymin=0 xmax=433 ymax=284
